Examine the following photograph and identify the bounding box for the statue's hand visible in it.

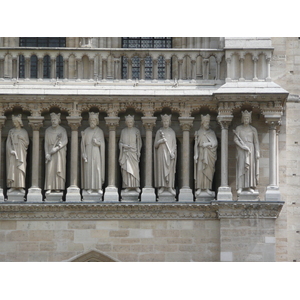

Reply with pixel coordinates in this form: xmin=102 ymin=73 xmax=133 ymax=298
xmin=82 ymin=153 xmax=88 ymax=162
xmin=194 ymin=155 xmax=198 ymax=162
xmin=256 ymin=152 xmax=260 ymax=159
xmin=243 ymin=146 xmax=250 ymax=152
xmin=50 ymin=146 xmax=59 ymax=154
xmin=11 ymin=150 xmax=17 ymax=157
xmin=170 ymin=153 xmax=175 ymax=159
xmin=202 ymin=142 xmax=211 ymax=148
xmin=46 ymin=154 xmax=51 ymax=161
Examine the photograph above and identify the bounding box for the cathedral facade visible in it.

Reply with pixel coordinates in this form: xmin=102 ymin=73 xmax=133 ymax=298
xmin=0 ymin=37 xmax=298 ymax=262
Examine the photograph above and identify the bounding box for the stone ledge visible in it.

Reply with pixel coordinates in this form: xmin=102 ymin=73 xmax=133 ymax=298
xmin=0 ymin=201 xmax=284 ymax=220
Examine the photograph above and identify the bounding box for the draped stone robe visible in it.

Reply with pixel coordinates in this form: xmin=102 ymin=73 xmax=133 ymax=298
xmin=234 ymin=125 xmax=259 ymax=190
xmin=194 ymin=128 xmax=217 ymax=190
xmin=119 ymin=127 xmax=142 ymax=188
xmin=6 ymin=128 xmax=29 ymax=188
xmin=154 ymin=127 xmax=177 ymax=189
xmin=81 ymin=126 xmax=105 ymax=190
xmin=44 ymin=125 xmax=68 ymax=190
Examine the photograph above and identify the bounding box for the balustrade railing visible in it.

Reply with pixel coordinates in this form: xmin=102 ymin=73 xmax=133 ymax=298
xmin=0 ymin=47 xmax=226 ymax=82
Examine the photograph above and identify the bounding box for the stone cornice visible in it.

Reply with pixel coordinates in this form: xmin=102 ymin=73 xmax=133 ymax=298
xmin=0 ymin=202 xmax=284 ymax=220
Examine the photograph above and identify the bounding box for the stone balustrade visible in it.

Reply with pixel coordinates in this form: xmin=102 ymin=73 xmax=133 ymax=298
xmin=0 ymin=47 xmax=226 ymax=82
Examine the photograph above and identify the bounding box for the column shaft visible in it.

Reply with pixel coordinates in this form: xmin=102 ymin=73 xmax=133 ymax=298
xmin=104 ymin=117 xmax=120 ymax=202
xmin=178 ymin=117 xmax=194 ymax=202
xmin=27 ymin=116 xmax=44 ymax=202
xmin=0 ymin=117 xmax=6 ymax=201
xmin=141 ymin=117 xmax=156 ymax=202
xmin=66 ymin=116 xmax=82 ymax=202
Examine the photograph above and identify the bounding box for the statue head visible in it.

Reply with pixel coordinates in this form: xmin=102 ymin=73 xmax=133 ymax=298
xmin=50 ymin=112 xmax=61 ymax=127
xmin=201 ymin=114 xmax=210 ymax=129
xmin=241 ymin=110 xmax=252 ymax=124
xmin=12 ymin=114 xmax=23 ymax=127
xmin=89 ymin=112 xmax=99 ymax=127
xmin=161 ymin=114 xmax=171 ymax=128
xmin=125 ymin=115 xmax=134 ymax=128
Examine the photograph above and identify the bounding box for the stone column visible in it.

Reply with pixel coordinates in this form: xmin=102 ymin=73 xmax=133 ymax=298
xmin=0 ymin=58 xmax=4 ymax=79
xmin=253 ymin=56 xmax=258 ymax=81
xmin=0 ymin=116 xmax=6 ymax=201
xmin=63 ymin=58 xmax=69 ymax=80
xmin=27 ymin=116 xmax=44 ymax=202
xmin=191 ymin=60 xmax=196 ymax=82
xmin=37 ymin=58 xmax=43 ymax=80
xmin=152 ymin=59 xmax=158 ymax=81
xmin=140 ymin=58 xmax=145 ymax=81
xmin=104 ymin=117 xmax=120 ymax=202
xmin=51 ymin=58 xmax=56 ymax=79
xmin=165 ymin=59 xmax=171 ymax=82
xmin=203 ymin=59 xmax=209 ymax=80
xmin=178 ymin=117 xmax=194 ymax=202
xmin=265 ymin=120 xmax=281 ymax=201
xmin=217 ymin=115 xmax=233 ymax=201
xmin=239 ymin=57 xmax=245 ymax=81
xmin=102 ymin=59 xmax=107 ymax=81
xmin=266 ymin=57 xmax=271 ymax=81
xmin=226 ymin=58 xmax=231 ymax=82
xmin=141 ymin=117 xmax=157 ymax=202
xmin=89 ymin=58 xmax=94 ymax=80
xmin=66 ymin=116 xmax=82 ymax=202
xmin=25 ymin=57 xmax=30 ymax=79
xmin=127 ymin=58 xmax=132 ymax=81
xmin=178 ymin=59 xmax=183 ymax=81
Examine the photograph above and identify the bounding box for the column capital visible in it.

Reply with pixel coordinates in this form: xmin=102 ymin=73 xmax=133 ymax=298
xmin=141 ymin=117 xmax=157 ymax=130
xmin=66 ymin=116 xmax=82 ymax=131
xmin=217 ymin=114 xmax=233 ymax=129
xmin=28 ymin=116 xmax=44 ymax=131
xmin=105 ymin=116 xmax=120 ymax=130
xmin=178 ymin=117 xmax=194 ymax=131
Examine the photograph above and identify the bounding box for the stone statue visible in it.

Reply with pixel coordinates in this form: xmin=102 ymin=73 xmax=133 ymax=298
xmin=194 ymin=114 xmax=217 ymax=197
xmin=119 ymin=115 xmax=142 ymax=193
xmin=6 ymin=114 xmax=29 ymax=194
xmin=81 ymin=112 xmax=105 ymax=196
xmin=44 ymin=112 xmax=68 ymax=194
xmin=154 ymin=114 xmax=177 ymax=196
xmin=233 ymin=110 xmax=260 ymax=195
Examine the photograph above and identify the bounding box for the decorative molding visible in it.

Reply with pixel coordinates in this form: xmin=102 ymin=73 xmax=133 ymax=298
xmin=0 ymin=202 xmax=284 ymax=220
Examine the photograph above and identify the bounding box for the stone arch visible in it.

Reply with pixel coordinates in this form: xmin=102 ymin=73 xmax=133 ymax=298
xmin=67 ymin=249 xmax=117 ymax=262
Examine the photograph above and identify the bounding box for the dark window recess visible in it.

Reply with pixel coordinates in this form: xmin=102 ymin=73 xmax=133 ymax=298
xmin=19 ymin=37 xmax=66 ymax=78
xmin=122 ymin=37 xmax=172 ymax=80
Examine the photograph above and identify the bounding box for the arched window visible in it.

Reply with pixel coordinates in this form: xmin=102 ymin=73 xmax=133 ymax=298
xmin=19 ymin=38 xmax=66 ymax=79
xmin=122 ymin=37 xmax=172 ymax=80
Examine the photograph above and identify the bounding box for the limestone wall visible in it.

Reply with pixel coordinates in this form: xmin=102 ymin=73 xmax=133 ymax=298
xmin=271 ymin=37 xmax=300 ymax=262
xmin=0 ymin=219 xmax=220 ymax=262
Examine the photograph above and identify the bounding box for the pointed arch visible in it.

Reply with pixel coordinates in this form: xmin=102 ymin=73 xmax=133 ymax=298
xmin=67 ymin=249 xmax=118 ymax=262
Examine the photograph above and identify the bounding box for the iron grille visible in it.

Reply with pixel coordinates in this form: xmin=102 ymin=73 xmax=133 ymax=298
xmin=19 ymin=37 xmax=66 ymax=78
xmin=122 ymin=37 xmax=172 ymax=80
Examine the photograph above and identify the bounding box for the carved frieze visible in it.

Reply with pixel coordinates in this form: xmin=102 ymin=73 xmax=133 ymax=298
xmin=0 ymin=202 xmax=283 ymax=220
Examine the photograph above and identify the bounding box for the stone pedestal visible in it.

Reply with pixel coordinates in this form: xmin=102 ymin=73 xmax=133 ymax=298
xmin=157 ymin=191 xmax=176 ymax=202
xmin=178 ymin=188 xmax=194 ymax=202
xmin=141 ymin=188 xmax=156 ymax=202
xmin=66 ymin=186 xmax=82 ymax=202
xmin=121 ymin=190 xmax=139 ymax=202
xmin=195 ymin=190 xmax=215 ymax=202
xmin=27 ymin=187 xmax=43 ymax=202
xmin=217 ymin=186 xmax=233 ymax=201
xmin=45 ymin=192 xmax=63 ymax=202
xmin=82 ymin=190 xmax=103 ymax=202
xmin=265 ymin=186 xmax=281 ymax=201
xmin=7 ymin=190 xmax=25 ymax=202
xmin=238 ymin=190 xmax=259 ymax=201
xmin=104 ymin=186 xmax=119 ymax=202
